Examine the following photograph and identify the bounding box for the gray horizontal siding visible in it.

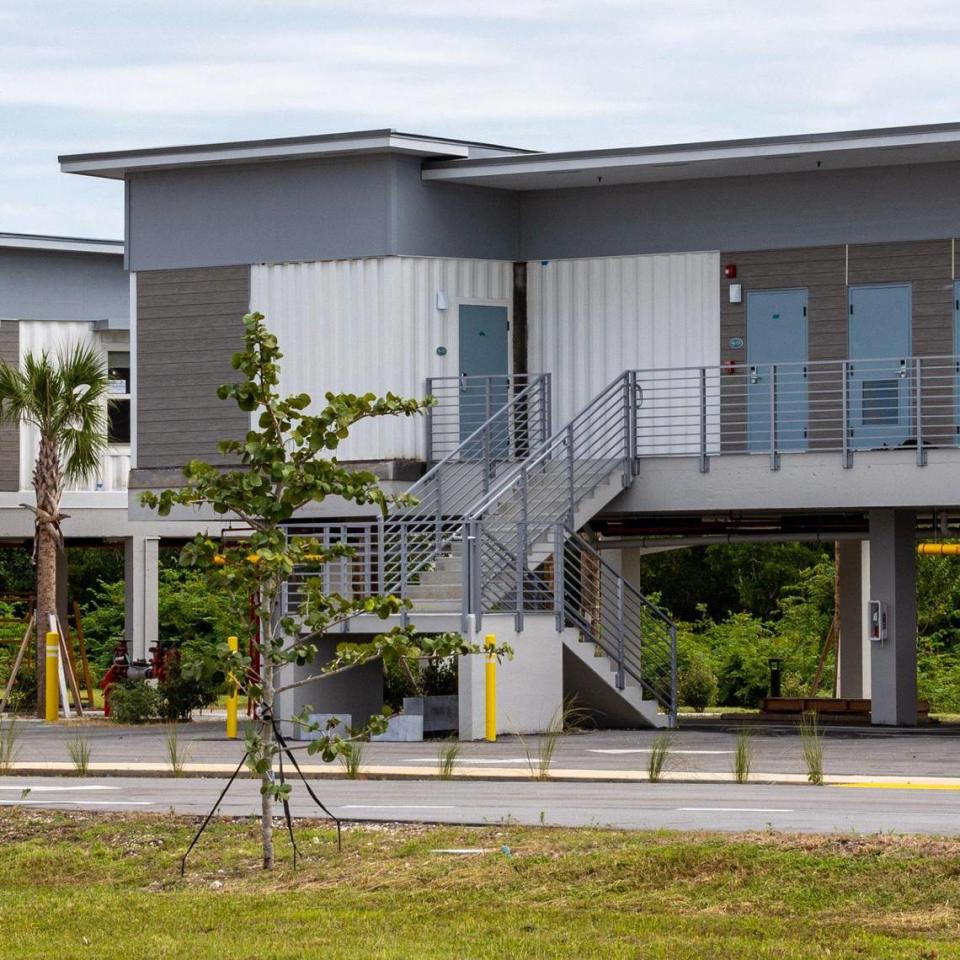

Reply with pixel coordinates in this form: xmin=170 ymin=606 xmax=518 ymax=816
xmin=0 ymin=321 xmax=18 ymax=490
xmin=136 ymin=266 xmax=250 ymax=469
xmin=718 ymin=239 xmax=959 ymax=450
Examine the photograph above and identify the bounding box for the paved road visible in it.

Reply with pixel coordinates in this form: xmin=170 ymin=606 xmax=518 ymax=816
xmin=13 ymin=720 xmax=960 ymax=779
xmin=3 ymin=775 xmax=959 ymax=835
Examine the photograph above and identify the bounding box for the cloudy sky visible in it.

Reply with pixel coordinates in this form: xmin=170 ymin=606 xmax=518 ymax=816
xmin=3 ymin=0 xmax=960 ymax=239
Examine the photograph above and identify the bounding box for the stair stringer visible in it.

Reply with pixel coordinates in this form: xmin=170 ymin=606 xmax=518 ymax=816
xmin=562 ymin=631 xmax=669 ymax=729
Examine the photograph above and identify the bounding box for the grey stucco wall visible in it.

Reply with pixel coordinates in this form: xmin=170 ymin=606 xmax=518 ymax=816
xmin=519 ymin=161 xmax=960 ymax=261
xmin=136 ymin=266 xmax=249 ymax=468
xmin=126 ymin=154 xmax=520 ymax=270
xmin=0 ymin=320 xmax=18 ymax=491
xmin=127 ymin=155 xmax=960 ymax=271
xmin=390 ymin=156 xmax=519 ymax=260
xmin=126 ymin=156 xmax=394 ymax=271
xmin=0 ymin=248 xmax=127 ymax=322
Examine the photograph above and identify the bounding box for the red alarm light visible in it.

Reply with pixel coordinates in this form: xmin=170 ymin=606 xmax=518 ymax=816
xmin=723 ymin=264 xmax=737 ymax=279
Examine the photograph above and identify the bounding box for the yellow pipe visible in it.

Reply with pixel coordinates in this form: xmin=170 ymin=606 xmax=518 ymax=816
xmin=44 ymin=632 xmax=59 ymax=723
xmin=918 ymin=543 xmax=960 ymax=555
xmin=226 ymin=635 xmax=239 ymax=739
xmin=484 ymin=633 xmax=497 ymax=742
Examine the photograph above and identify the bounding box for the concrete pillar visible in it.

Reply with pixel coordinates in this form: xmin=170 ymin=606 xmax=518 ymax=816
xmin=619 ymin=548 xmax=645 ymax=592
xmin=859 ymin=540 xmax=872 ymax=699
xmin=867 ymin=510 xmax=917 ymax=726
xmin=124 ymin=535 xmax=159 ymax=662
xmin=835 ymin=540 xmax=863 ymax=697
xmin=458 ymin=614 xmax=563 ymax=739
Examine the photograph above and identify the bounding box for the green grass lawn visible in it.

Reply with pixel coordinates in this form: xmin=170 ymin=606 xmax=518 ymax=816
xmin=1 ymin=812 xmax=959 ymax=958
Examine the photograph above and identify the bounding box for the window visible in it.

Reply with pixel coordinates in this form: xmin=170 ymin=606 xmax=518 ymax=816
xmin=107 ymin=351 xmax=131 ymax=445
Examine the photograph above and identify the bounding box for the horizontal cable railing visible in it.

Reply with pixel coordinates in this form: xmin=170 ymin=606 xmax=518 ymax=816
xmin=425 ymin=374 xmax=551 ymax=462
xmin=462 ymin=372 xmax=636 ymax=607
xmin=633 ymin=354 xmax=960 ymax=471
xmin=465 ymin=521 xmax=677 ymax=719
xmin=282 ymin=521 xmax=381 ymax=626
xmin=382 ymin=374 xmax=552 ymax=598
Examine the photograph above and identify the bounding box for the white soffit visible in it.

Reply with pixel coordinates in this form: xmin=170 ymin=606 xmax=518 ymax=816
xmin=0 ymin=232 xmax=123 ymax=255
xmin=422 ymin=124 xmax=960 ymax=190
xmin=59 ymin=130 xmax=525 ymax=180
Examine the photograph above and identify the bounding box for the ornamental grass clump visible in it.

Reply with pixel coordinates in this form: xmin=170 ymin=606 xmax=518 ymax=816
xmin=66 ymin=734 xmax=92 ymax=776
xmin=647 ymin=732 xmax=674 ymax=783
xmin=799 ymin=711 xmax=825 ymax=785
xmin=732 ymin=727 xmax=753 ymax=784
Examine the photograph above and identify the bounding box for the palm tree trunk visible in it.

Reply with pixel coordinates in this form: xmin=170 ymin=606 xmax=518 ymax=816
xmin=33 ymin=435 xmax=63 ymax=718
xmin=34 ymin=523 xmax=57 ymax=716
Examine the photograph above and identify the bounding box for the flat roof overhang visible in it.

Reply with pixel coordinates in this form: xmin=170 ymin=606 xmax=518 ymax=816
xmin=422 ymin=121 xmax=960 ymax=189
xmin=59 ymin=129 xmax=533 ymax=180
xmin=0 ymin=232 xmax=123 ymax=255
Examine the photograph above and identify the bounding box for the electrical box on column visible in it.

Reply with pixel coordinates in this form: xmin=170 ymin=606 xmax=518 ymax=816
xmin=867 ymin=600 xmax=888 ymax=643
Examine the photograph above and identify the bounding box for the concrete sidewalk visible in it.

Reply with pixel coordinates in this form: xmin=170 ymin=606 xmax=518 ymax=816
xmin=6 ymin=717 xmax=960 ymax=787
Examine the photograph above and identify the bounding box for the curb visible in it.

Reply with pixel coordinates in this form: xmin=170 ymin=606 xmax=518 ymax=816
xmin=5 ymin=762 xmax=960 ymax=789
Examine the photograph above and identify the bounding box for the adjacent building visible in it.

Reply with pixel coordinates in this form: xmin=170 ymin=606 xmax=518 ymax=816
xmin=54 ymin=121 xmax=960 ymax=732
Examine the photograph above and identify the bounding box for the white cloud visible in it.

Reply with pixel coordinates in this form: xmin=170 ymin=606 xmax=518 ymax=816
xmin=1 ymin=0 xmax=960 ymax=234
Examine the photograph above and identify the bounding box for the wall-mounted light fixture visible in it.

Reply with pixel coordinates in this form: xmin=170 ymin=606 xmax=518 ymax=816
xmin=436 ymin=290 xmax=449 ymax=311
xmin=729 ymin=283 xmax=743 ymax=304
xmin=723 ymin=264 xmax=737 ymax=279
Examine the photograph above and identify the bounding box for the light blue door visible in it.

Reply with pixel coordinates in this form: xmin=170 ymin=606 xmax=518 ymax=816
xmin=746 ymin=289 xmax=808 ymax=453
xmin=848 ymin=283 xmax=912 ymax=450
xmin=458 ymin=304 xmax=509 ymax=451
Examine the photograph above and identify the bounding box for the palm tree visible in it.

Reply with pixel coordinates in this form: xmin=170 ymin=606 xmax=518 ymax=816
xmin=0 ymin=344 xmax=108 ymax=715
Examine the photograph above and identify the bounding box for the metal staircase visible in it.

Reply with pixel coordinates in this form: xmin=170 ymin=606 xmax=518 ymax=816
xmin=287 ymin=371 xmax=678 ymax=727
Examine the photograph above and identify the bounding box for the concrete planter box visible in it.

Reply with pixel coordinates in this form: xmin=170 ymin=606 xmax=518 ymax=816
xmin=403 ymin=695 xmax=458 ymax=734
xmin=371 ymin=713 xmax=424 ymax=742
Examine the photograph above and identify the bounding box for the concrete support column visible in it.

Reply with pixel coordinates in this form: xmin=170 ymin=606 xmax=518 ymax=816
xmin=619 ymin=548 xmax=645 ymax=593
xmin=859 ymin=541 xmax=872 ymax=699
xmin=867 ymin=510 xmax=917 ymax=726
xmin=124 ymin=535 xmax=159 ymax=662
xmin=835 ymin=540 xmax=863 ymax=698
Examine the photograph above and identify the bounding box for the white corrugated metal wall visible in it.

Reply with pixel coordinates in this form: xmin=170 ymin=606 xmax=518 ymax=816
xmin=527 ymin=252 xmax=721 ymax=443
xmin=17 ymin=321 xmax=130 ymax=491
xmin=250 ymin=257 xmax=513 ymax=461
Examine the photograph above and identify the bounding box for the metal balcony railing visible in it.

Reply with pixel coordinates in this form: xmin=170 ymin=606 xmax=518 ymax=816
xmin=633 ymin=354 xmax=960 ymax=471
xmin=381 ymin=374 xmax=552 ymax=602
xmin=425 ymin=374 xmax=551 ymax=462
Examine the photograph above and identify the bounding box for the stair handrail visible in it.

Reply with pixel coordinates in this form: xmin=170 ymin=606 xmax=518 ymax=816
xmin=465 ymin=370 xmax=637 ymax=524
xmin=557 ymin=524 xmax=677 ymax=721
xmin=396 ymin=372 xmax=551 ymax=511
xmin=381 ymin=373 xmax=551 ymax=594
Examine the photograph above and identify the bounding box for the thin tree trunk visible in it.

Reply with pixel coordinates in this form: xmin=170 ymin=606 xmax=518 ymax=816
xmin=259 ymin=596 xmax=275 ymax=870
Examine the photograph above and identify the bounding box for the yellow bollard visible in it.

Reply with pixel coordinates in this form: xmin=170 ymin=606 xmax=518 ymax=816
xmin=484 ymin=632 xmax=497 ymax=742
xmin=226 ymin=635 xmax=239 ymax=739
xmin=44 ymin=631 xmax=59 ymax=723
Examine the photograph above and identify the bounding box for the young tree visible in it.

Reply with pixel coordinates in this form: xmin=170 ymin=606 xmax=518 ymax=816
xmin=0 ymin=345 xmax=108 ymax=714
xmin=143 ymin=313 xmax=509 ymax=868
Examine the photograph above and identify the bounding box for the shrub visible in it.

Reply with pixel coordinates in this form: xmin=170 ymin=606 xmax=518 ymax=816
xmin=109 ymin=680 xmax=163 ymax=724
xmin=158 ymin=646 xmax=221 ymax=722
xmin=383 ymin=656 xmax=457 ymax=711
xmin=679 ymin=657 xmax=718 ymax=712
